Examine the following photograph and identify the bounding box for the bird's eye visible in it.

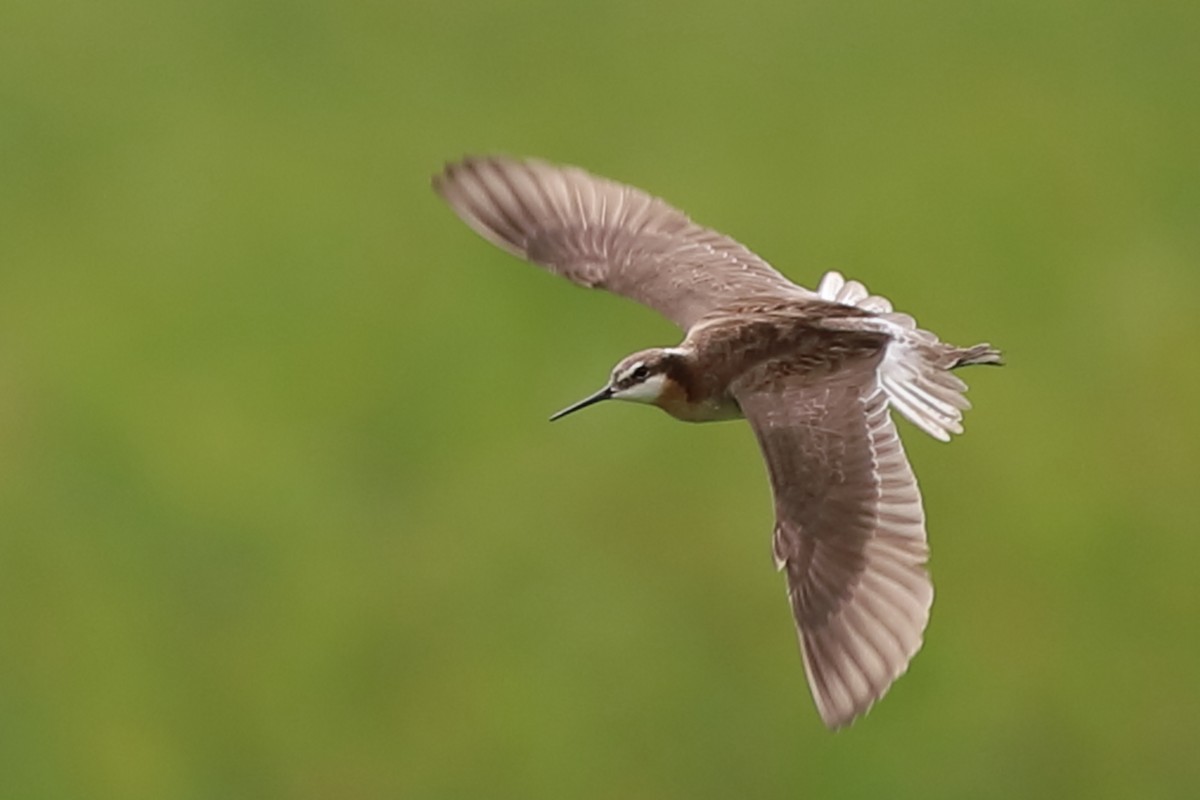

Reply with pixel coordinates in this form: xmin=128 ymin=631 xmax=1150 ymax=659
xmin=630 ymin=365 xmax=650 ymax=382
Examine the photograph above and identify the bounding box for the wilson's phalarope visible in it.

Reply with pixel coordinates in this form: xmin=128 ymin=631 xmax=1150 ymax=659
xmin=434 ymin=156 xmax=1000 ymax=729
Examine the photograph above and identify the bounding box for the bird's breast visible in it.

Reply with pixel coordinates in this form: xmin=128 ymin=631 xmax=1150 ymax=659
xmin=658 ymin=380 xmax=743 ymax=423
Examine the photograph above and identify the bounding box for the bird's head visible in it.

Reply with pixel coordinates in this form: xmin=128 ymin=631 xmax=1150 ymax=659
xmin=549 ymin=348 xmax=686 ymax=421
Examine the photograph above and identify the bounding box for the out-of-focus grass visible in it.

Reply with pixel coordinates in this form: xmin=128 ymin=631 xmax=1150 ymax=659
xmin=1 ymin=1 xmax=1197 ymax=797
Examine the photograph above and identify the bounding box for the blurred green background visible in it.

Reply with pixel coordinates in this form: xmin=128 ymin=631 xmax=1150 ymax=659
xmin=2 ymin=0 xmax=1198 ymax=797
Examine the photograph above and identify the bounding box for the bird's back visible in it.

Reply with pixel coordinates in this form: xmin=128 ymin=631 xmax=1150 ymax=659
xmin=680 ymin=300 xmax=891 ymax=402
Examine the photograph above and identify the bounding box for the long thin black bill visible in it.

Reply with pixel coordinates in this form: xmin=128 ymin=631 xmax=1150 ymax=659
xmin=549 ymin=387 xmax=613 ymax=421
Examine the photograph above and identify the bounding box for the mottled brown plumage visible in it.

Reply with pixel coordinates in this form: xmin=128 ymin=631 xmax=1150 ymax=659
xmin=433 ymin=155 xmax=1000 ymax=729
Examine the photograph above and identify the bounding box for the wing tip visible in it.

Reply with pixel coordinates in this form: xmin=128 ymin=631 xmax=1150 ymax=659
xmin=797 ymin=560 xmax=934 ymax=730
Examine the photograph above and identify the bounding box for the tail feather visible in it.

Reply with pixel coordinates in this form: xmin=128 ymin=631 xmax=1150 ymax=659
xmin=952 ymin=343 xmax=1003 ymax=368
xmin=815 ymin=271 xmax=1001 ymax=442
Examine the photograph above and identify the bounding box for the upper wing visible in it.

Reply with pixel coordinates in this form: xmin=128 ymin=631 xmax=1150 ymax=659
xmin=433 ymin=156 xmax=808 ymax=329
xmin=733 ymin=353 xmax=933 ymax=729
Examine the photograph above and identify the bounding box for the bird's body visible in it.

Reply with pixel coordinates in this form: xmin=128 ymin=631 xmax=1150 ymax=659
xmin=434 ymin=156 xmax=1000 ymax=729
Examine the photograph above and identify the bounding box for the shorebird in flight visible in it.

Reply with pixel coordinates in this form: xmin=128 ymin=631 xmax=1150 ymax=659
xmin=433 ymin=156 xmax=1000 ymax=729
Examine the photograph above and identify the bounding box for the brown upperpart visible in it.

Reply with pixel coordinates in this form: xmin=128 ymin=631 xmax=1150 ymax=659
xmin=651 ymin=300 xmax=889 ymax=422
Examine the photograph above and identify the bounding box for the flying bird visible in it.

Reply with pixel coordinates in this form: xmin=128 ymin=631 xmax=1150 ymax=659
xmin=433 ymin=156 xmax=1000 ymax=729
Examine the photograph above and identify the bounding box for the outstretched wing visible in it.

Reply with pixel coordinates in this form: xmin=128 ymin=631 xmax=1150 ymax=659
xmin=733 ymin=353 xmax=933 ymax=729
xmin=433 ymin=156 xmax=808 ymax=329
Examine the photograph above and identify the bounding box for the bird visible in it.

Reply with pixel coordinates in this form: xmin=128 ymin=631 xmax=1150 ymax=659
xmin=432 ymin=156 xmax=1000 ymax=729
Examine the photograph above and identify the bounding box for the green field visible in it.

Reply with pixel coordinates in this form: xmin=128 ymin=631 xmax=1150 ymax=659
xmin=2 ymin=1 xmax=1198 ymax=797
